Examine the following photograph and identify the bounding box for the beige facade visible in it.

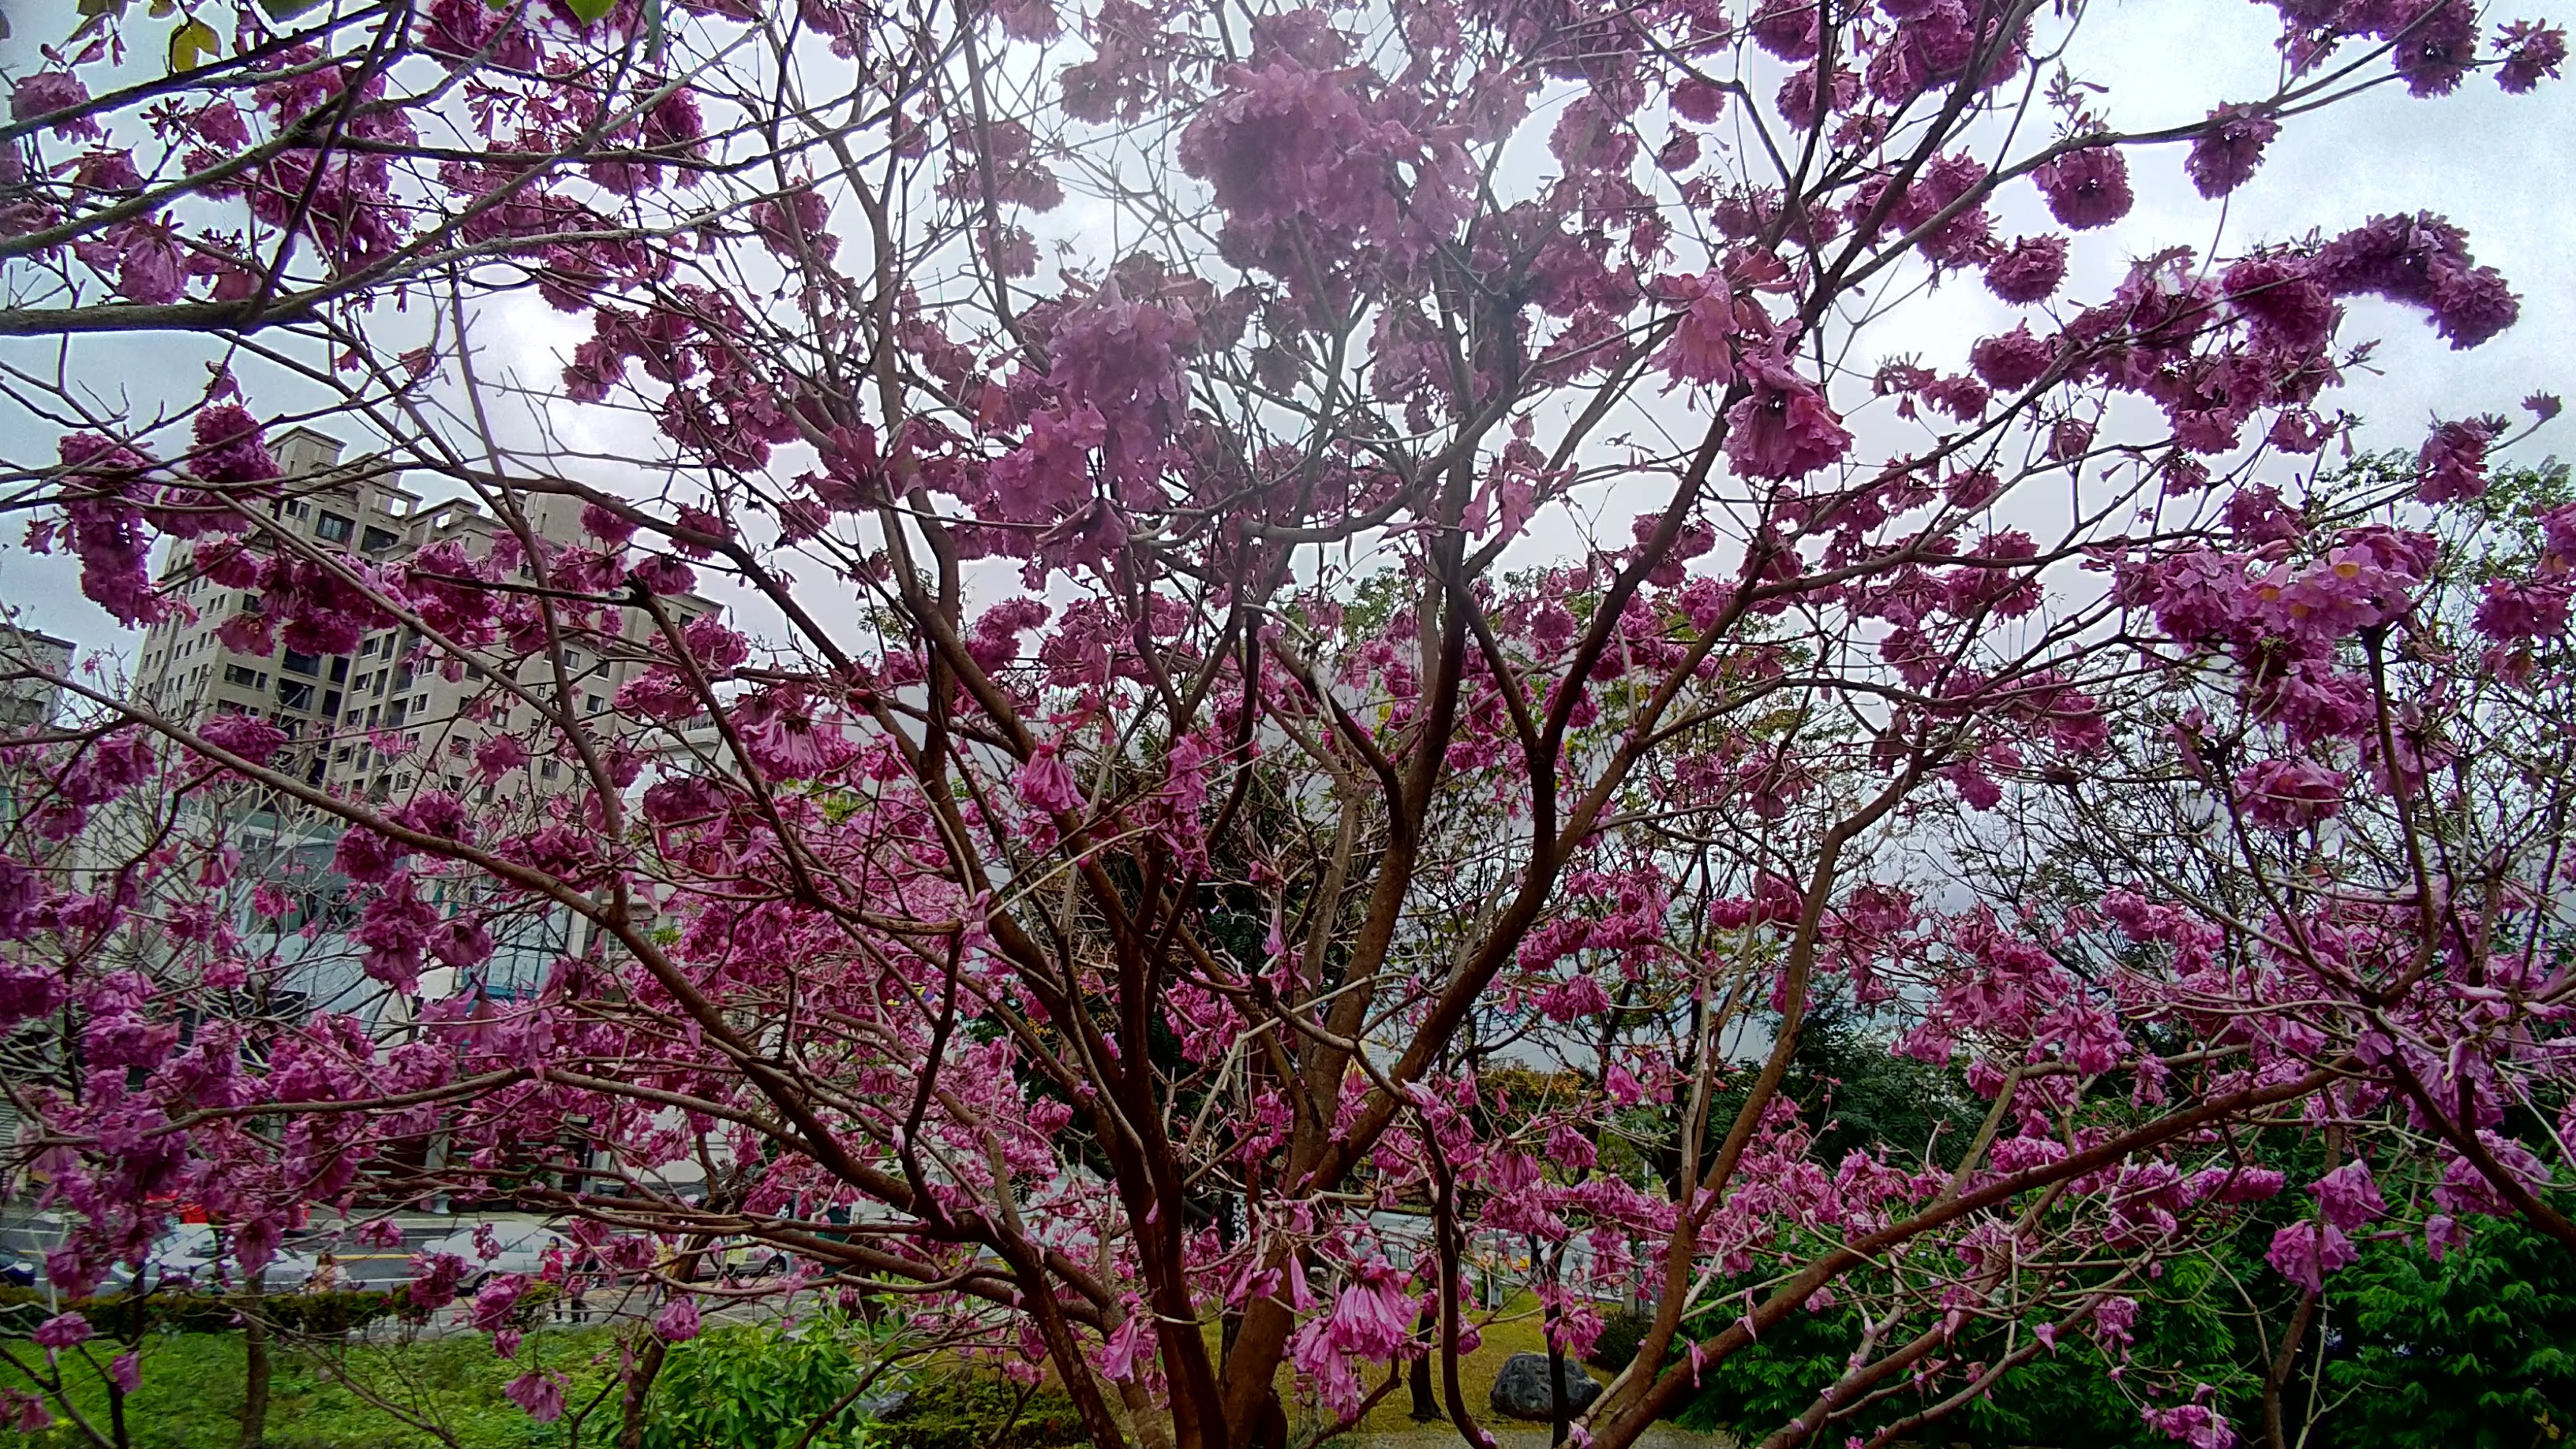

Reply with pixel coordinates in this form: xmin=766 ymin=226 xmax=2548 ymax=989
xmin=129 ymin=429 xmax=717 ymax=807
xmin=0 ymin=625 xmax=73 ymax=738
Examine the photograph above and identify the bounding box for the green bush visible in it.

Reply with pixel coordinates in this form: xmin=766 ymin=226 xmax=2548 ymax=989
xmin=2327 ymin=1215 xmax=2576 ymax=1449
xmin=643 ymin=1312 xmax=889 ymax=1449
xmin=1583 ymin=1306 xmax=1656 ymax=1373
xmin=873 ymin=1372 xmax=1088 ymax=1449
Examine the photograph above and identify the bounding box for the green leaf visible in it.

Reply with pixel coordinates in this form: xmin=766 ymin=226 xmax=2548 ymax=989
xmin=167 ymin=14 xmax=218 ymax=72
xmin=562 ymin=0 xmax=618 ymax=21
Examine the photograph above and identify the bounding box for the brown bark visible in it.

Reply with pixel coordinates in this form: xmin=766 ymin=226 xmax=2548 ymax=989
xmin=238 ymin=1276 xmax=271 ymax=1449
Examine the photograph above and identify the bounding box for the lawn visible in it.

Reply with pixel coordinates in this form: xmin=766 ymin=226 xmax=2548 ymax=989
xmin=0 ymin=1327 xmax=623 ymax=1449
xmin=0 ymin=1297 xmax=1582 ymax=1449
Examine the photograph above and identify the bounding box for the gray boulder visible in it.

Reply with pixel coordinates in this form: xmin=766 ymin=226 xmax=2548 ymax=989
xmin=1487 ymin=1351 xmax=1602 ymax=1421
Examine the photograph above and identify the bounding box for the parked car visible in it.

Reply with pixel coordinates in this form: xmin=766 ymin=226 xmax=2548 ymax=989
xmin=99 ymin=1223 xmax=319 ymax=1293
xmin=414 ymin=1221 xmax=582 ymax=1286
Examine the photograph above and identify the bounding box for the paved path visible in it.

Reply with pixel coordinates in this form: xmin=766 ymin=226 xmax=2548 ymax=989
xmin=1344 ymin=1429 xmax=1735 ymax=1449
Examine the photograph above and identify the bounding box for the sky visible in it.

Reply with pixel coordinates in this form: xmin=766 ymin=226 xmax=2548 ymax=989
xmin=2 ymin=0 xmax=2569 ymax=670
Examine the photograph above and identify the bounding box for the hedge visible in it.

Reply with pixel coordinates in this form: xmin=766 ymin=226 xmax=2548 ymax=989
xmin=0 ymin=1282 xmax=411 ymax=1339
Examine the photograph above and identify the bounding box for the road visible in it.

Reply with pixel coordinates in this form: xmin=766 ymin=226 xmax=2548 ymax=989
xmin=0 ymin=1204 xmax=553 ymax=1290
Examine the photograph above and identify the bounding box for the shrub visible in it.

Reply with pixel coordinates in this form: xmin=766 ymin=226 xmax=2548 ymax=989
xmin=642 ymin=1312 xmax=889 ymax=1449
xmin=873 ymin=1372 xmax=1088 ymax=1449
xmin=0 ymin=1283 xmax=402 ymax=1340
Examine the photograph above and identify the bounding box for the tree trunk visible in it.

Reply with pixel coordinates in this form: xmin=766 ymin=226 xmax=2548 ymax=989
xmin=1408 ymin=1302 xmax=1439 ymax=1422
xmin=2262 ymin=1290 xmax=2320 ymax=1449
xmin=1540 ymin=1241 xmax=1569 ymax=1448
xmin=619 ymin=1335 xmax=668 ymax=1449
xmin=238 ymin=1279 xmax=271 ymax=1449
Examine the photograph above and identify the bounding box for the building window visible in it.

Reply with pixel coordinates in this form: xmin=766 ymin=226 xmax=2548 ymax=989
xmin=361 ymin=526 xmax=399 ymax=553
xmin=224 ymin=665 xmax=268 ymax=690
xmin=585 ymin=695 xmax=604 ymax=714
xmin=539 ymin=759 xmax=561 ymax=781
xmin=278 ymin=680 xmax=315 ymax=711
xmin=283 ymin=650 xmax=320 ymax=676
xmin=315 ymin=511 xmax=354 ymax=543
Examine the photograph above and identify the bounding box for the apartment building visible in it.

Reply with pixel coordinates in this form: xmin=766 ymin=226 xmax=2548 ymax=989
xmin=128 ymin=429 xmax=717 ymax=804
xmin=0 ymin=625 xmax=73 ymax=738
xmin=117 ymin=430 xmax=720 ymax=1023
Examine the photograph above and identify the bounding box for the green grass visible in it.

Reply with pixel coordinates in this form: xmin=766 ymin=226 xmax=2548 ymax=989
xmin=0 ymin=1327 xmax=623 ymax=1449
xmin=0 ymin=1298 xmax=1587 ymax=1449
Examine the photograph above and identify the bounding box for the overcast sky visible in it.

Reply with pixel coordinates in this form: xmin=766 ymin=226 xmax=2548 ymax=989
xmin=3 ymin=0 xmax=2568 ymax=668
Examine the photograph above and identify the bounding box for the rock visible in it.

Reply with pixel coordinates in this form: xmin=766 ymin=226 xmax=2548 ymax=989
xmin=1488 ymin=1351 xmax=1602 ymax=1421
xmin=856 ymin=1388 xmax=915 ymax=1422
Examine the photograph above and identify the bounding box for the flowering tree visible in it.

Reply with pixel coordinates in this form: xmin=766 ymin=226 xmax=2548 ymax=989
xmin=1 ymin=0 xmax=2571 ymax=1446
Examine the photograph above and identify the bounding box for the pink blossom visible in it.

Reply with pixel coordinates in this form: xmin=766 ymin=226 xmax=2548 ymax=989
xmin=1 ymin=1391 xmax=50 ymax=1432
xmin=1537 ymin=972 xmax=1612 ymax=1022
xmin=188 ymin=404 xmax=277 ymax=485
xmin=2308 ymin=1160 xmax=2386 ymax=1232
xmin=2233 ymin=759 xmax=2346 ymax=833
xmin=2540 ymin=502 xmax=2576 ymax=565
xmin=32 ymin=1312 xmax=91 ymax=1350
xmin=106 ymin=1352 xmax=139 ymax=1395
xmin=1099 ymin=1313 xmax=1149 ymax=1381
xmin=2433 ymin=1133 xmax=2551 ymax=1215
xmin=1325 ymin=1259 xmax=1416 ymax=1359
xmin=1015 ymin=747 xmax=1085 ymax=814
xmin=404 ymin=1248 xmax=466 ymax=1305
xmin=1657 ymin=275 xmax=1740 ymax=387
xmin=11 ymin=72 xmax=99 ymax=140
xmin=580 ymin=501 xmax=639 ymax=545
xmin=474 ymin=735 xmax=530 ymax=776
xmin=2416 ymin=417 xmax=2500 ymax=502
xmin=470 ymin=1273 xmax=530 ymax=1331
xmin=1724 ymin=352 xmax=1852 ymax=480
xmin=2035 ymin=147 xmax=2132 ymax=230
xmin=2091 ymin=1295 xmax=2138 ymax=1346
xmin=2185 ymin=107 xmax=2281 ymax=197
xmin=198 ymin=713 xmax=287 ymax=766
xmin=111 ymin=221 xmax=188 ymax=306
xmin=2473 ymin=579 xmax=2572 ymax=641
xmin=2497 ymin=21 xmax=2570 ymax=92
xmin=2424 ymin=1214 xmax=2471 ymax=1261
xmin=654 ymin=1294 xmax=702 ymax=1342
xmin=505 ymin=1372 xmax=566 ymax=1421
xmin=2316 ymin=212 xmax=2518 ymax=350
xmin=1748 ymin=0 xmax=1822 ymax=59
xmin=1968 ymin=325 xmax=2054 ymax=391
xmin=2143 ymin=1401 xmax=2237 ymax=1449
xmin=2184 ymin=1166 xmax=2285 ymax=1204
xmin=1984 ymin=234 xmax=2068 ymax=304
xmin=2266 ymin=1220 xmax=2357 ymax=1292
xmin=2222 ymin=256 xmax=2337 ymax=351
